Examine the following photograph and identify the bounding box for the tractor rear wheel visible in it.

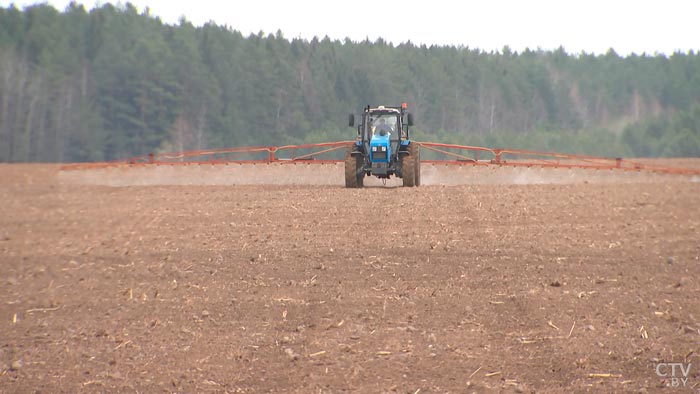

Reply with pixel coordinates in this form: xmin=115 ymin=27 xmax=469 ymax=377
xmin=402 ymin=143 xmax=417 ymax=187
xmin=414 ymin=144 xmax=421 ymax=186
xmin=345 ymin=145 xmax=364 ymax=188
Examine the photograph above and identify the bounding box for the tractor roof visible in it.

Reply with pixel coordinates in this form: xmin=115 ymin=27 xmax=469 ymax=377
xmin=368 ymin=105 xmax=401 ymax=114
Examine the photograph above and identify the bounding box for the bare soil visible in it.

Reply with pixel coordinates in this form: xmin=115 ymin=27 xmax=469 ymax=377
xmin=1 ymin=163 xmax=700 ymax=393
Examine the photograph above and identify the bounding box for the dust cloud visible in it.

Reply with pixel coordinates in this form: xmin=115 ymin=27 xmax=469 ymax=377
xmin=58 ymin=162 xmax=695 ymax=187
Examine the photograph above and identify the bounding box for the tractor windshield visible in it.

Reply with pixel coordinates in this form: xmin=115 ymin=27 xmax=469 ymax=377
xmin=370 ymin=113 xmax=398 ymax=136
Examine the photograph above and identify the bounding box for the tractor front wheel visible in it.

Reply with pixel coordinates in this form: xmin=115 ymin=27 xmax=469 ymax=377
xmin=345 ymin=145 xmax=364 ymax=188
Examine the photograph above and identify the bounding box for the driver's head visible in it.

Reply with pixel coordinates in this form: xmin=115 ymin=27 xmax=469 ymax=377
xmin=379 ymin=118 xmax=386 ymax=124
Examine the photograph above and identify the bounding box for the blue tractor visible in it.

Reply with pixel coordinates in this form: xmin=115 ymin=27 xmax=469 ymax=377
xmin=346 ymin=104 xmax=420 ymax=188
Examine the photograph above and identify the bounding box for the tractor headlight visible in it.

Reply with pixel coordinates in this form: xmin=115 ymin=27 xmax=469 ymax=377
xmin=372 ymin=146 xmax=377 ymax=152
xmin=380 ymin=146 xmax=386 ymax=151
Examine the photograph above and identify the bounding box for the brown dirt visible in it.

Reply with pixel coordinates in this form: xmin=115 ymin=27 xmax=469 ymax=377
xmin=1 ymin=163 xmax=700 ymax=393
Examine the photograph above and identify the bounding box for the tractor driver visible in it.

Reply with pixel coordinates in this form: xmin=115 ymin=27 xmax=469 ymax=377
xmin=374 ymin=117 xmax=393 ymax=136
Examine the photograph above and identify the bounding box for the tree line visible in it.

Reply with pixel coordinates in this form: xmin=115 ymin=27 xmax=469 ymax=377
xmin=1 ymin=2 xmax=699 ymax=162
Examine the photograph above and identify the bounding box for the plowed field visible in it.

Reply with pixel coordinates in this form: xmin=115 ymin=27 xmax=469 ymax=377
xmin=1 ymin=163 xmax=699 ymax=393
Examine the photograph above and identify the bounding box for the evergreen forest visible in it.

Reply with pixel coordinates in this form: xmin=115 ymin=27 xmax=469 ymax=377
xmin=1 ymin=2 xmax=699 ymax=162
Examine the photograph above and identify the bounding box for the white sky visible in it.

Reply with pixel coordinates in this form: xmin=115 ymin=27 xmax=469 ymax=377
xmin=3 ymin=0 xmax=699 ymax=55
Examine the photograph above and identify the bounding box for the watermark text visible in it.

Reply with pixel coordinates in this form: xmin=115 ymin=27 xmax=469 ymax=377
xmin=656 ymin=362 xmax=692 ymax=388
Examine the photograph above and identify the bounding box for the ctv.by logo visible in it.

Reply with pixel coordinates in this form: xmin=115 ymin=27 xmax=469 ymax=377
xmin=656 ymin=362 xmax=692 ymax=387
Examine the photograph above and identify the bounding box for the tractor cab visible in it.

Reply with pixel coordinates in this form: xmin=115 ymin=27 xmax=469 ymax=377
xmin=369 ymin=112 xmax=399 ymax=164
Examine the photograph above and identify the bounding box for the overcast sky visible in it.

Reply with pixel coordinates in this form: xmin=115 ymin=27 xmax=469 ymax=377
xmin=3 ymin=0 xmax=699 ymax=55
